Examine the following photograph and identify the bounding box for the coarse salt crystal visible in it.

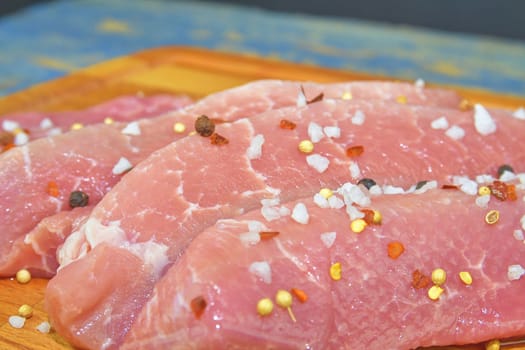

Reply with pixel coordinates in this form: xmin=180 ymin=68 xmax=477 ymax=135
xmin=351 ymin=110 xmax=365 ymax=125
xmin=499 ymin=170 xmax=516 ymax=182
xmin=508 ymin=264 xmax=525 ymax=281
xmin=112 ymin=157 xmax=133 ymax=175
xmin=14 ymin=132 xmax=29 ymax=146
xmin=308 ymin=122 xmax=324 ymax=143
xmin=476 ymin=174 xmax=494 ymax=184
xmin=475 ymin=194 xmax=490 ymax=208
xmin=431 ymin=116 xmax=449 ymax=130
xmin=278 ymin=206 xmax=290 ymax=216
xmin=313 ymin=193 xmax=329 ymax=208
xmin=519 ymin=173 xmax=525 ymax=184
xmin=415 ymin=78 xmax=425 ymax=88
xmin=36 ymin=321 xmax=51 ymax=333
xmin=323 ymin=126 xmax=341 ymax=138
xmin=445 ymin=125 xmax=465 ymax=140
xmin=346 ymin=204 xmax=365 ymax=221
xmin=248 ymin=220 xmax=266 ymax=232
xmin=306 ymin=154 xmax=330 ymax=173
xmin=2 ymin=119 xmax=19 ymax=132
xmin=47 ymin=127 xmax=62 ymax=136
xmin=383 ymin=185 xmax=405 ymax=195
xmin=521 ymin=214 xmax=525 ymax=231
xmin=513 ymin=229 xmax=524 ymax=241
xmin=246 ymin=134 xmax=265 ymax=160
xmin=474 ymin=104 xmax=496 ymax=135
xmin=328 ymin=195 xmax=344 ymax=209
xmin=320 ymin=232 xmax=337 ymax=248
xmin=239 ymin=232 xmax=261 ymax=246
xmin=349 ymin=161 xmax=361 ymax=179
xmin=40 ymin=118 xmax=54 ymax=129
xmin=261 ymin=197 xmax=280 ymax=208
xmin=296 ymin=89 xmax=307 ymax=107
xmin=344 ymin=185 xmax=370 ymax=207
xmin=291 ymin=202 xmax=309 ymax=224
xmin=121 ymin=121 xmax=141 ymax=136
xmin=369 ymin=185 xmax=383 ymax=196
xmin=513 ymin=107 xmax=525 ymax=120
xmin=8 ymin=315 xmax=25 ymax=329
xmin=452 ymin=176 xmax=478 ymax=196
xmin=249 ymin=261 xmax=272 ymax=284
xmin=261 ymin=206 xmax=281 ymax=222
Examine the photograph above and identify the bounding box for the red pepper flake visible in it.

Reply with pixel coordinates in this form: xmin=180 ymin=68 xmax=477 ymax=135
xmin=1 ymin=143 xmax=15 ymax=153
xmin=279 ymin=119 xmax=297 ymax=130
xmin=346 ymin=145 xmax=364 ymax=157
xmin=259 ymin=231 xmax=280 ymax=240
xmin=290 ymin=288 xmax=308 ymax=303
xmin=506 ymin=184 xmax=518 ymax=201
xmin=360 ymin=209 xmax=375 ymax=225
xmin=190 ymin=296 xmax=207 ymax=319
xmin=412 ymin=269 xmax=431 ymax=289
xmin=210 ymin=132 xmax=229 ymax=145
xmin=0 ymin=131 xmax=14 ymax=146
xmin=489 ymin=180 xmax=508 ymax=201
xmin=441 ymin=184 xmax=459 ymax=190
xmin=387 ymin=241 xmax=405 ymax=259
xmin=47 ymin=181 xmax=59 ymax=197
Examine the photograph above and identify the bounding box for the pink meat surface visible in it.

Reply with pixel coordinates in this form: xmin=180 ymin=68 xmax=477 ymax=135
xmin=0 ymin=80 xmax=461 ymax=278
xmin=122 ymin=188 xmax=525 ymax=350
xmin=47 ymin=98 xmax=525 ymax=349
xmin=0 ymin=94 xmax=192 ymax=146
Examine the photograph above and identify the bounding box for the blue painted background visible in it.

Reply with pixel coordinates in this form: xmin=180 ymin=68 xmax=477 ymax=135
xmin=0 ymin=0 xmax=524 ymax=97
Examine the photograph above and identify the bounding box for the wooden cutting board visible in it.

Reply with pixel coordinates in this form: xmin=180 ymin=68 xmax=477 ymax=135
xmin=0 ymin=46 xmax=524 ymax=350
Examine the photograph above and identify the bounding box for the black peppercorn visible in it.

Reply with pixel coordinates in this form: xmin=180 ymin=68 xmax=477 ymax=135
xmin=357 ymin=178 xmax=377 ymax=190
xmin=69 ymin=190 xmax=89 ymax=208
xmin=195 ymin=115 xmax=215 ymax=137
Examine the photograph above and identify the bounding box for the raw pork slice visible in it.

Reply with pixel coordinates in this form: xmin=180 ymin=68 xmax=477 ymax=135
xmin=47 ymin=98 xmax=525 ymax=349
xmin=0 ymin=80 xmax=462 ymax=278
xmin=122 ymin=187 xmax=525 ymax=350
xmin=0 ymin=94 xmax=192 ymax=149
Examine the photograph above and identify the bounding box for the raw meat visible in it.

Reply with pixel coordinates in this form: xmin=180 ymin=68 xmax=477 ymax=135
xmin=0 ymin=94 xmax=193 ymax=149
xmin=46 ymin=98 xmax=525 ymax=349
xmin=0 ymin=80 xmax=461 ymax=278
xmin=122 ymin=187 xmax=525 ymax=349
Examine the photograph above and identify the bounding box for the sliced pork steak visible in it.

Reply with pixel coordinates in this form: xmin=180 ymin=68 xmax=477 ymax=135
xmin=47 ymin=98 xmax=525 ymax=349
xmin=0 ymin=80 xmax=462 ymax=278
xmin=0 ymin=94 xmax=192 ymax=149
xmin=122 ymin=187 xmax=525 ymax=350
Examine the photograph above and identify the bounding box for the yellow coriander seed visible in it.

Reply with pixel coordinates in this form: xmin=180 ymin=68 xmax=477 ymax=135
xmin=319 ymin=188 xmax=333 ymax=199
xmin=275 ymin=290 xmax=296 ymax=322
xmin=427 ymin=285 xmax=444 ymax=301
xmin=256 ymin=298 xmax=273 ymax=316
xmin=372 ymin=210 xmax=382 ymax=225
xmin=459 ymin=271 xmax=473 ymax=285
xmin=341 ymin=91 xmax=352 ymax=100
xmin=478 ymin=186 xmax=491 ymax=196
xmin=70 ymin=122 xmax=84 ymax=131
xmin=485 ymin=339 xmax=500 ymax=350
xmin=330 ymin=262 xmax=342 ymax=281
xmin=18 ymin=304 xmax=33 ymax=318
xmin=350 ymin=219 xmax=367 ymax=233
xmin=173 ymin=122 xmax=186 ymax=133
xmin=103 ymin=117 xmax=114 ymax=125
xmin=396 ymin=95 xmax=407 ymax=104
xmin=15 ymin=269 xmax=31 ymax=284
xmin=431 ymin=268 xmax=447 ymax=286
xmin=298 ymin=140 xmax=314 ymax=154
xmin=485 ymin=210 xmax=500 ymax=225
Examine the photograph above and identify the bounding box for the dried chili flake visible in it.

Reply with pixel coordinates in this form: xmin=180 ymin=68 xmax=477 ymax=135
xmin=489 ymin=180 xmax=508 ymax=201
xmin=506 ymin=184 xmax=518 ymax=201
xmin=279 ymin=119 xmax=297 ymax=130
xmin=210 ymin=132 xmax=229 ymax=145
xmin=69 ymin=191 xmax=89 ymax=208
xmin=290 ymin=288 xmax=308 ymax=303
xmin=259 ymin=231 xmax=280 ymax=240
xmin=195 ymin=115 xmax=215 ymax=137
xmin=412 ymin=269 xmax=431 ymax=289
xmin=0 ymin=131 xmax=14 ymax=146
xmin=361 ymin=209 xmax=375 ymax=225
xmin=190 ymin=296 xmax=207 ymax=319
xmin=441 ymin=184 xmax=459 ymax=190
xmin=387 ymin=241 xmax=405 ymax=259
xmin=47 ymin=181 xmax=59 ymax=197
xmin=346 ymin=145 xmax=364 ymax=157
xmin=2 ymin=143 xmax=15 ymax=153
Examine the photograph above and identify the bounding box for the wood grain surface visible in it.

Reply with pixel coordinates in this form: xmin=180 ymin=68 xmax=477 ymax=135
xmin=0 ymin=46 xmax=523 ymax=350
